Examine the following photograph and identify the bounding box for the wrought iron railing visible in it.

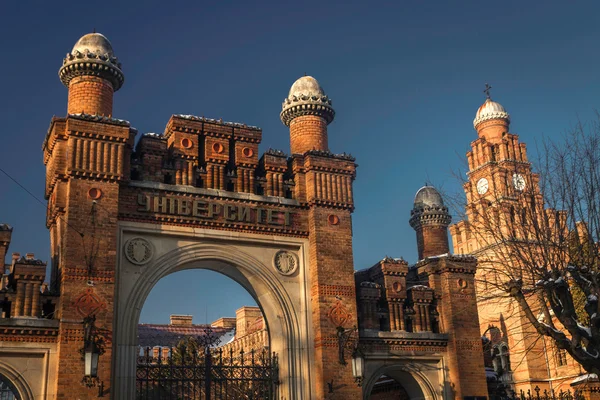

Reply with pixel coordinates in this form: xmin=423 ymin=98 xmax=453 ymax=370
xmin=496 ymin=386 xmax=585 ymax=400
xmin=136 ymin=346 xmax=278 ymax=400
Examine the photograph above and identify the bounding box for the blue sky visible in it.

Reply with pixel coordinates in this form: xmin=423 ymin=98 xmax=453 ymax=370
xmin=1 ymin=0 xmax=599 ymax=324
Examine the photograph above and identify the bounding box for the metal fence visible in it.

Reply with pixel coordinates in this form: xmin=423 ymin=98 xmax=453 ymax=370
xmin=136 ymin=346 xmax=278 ymax=400
xmin=496 ymin=386 xmax=585 ymax=400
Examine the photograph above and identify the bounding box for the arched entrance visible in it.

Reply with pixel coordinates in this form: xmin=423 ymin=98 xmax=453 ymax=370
xmin=112 ymin=223 xmax=313 ymax=399
xmin=363 ymin=363 xmax=440 ymax=400
xmin=0 ymin=363 xmax=35 ymax=400
xmin=367 ymin=375 xmax=410 ymax=399
xmin=0 ymin=374 xmax=20 ymax=400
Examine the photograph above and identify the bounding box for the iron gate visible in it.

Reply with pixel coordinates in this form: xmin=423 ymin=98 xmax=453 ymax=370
xmin=136 ymin=346 xmax=278 ymax=400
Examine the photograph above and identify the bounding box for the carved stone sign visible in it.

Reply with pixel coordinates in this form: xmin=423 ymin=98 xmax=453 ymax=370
xmin=137 ymin=194 xmax=292 ymax=226
xmin=124 ymin=237 xmax=154 ymax=265
xmin=274 ymin=251 xmax=298 ymax=275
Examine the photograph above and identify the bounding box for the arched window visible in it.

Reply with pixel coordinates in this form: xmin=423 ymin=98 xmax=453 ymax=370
xmin=492 ymin=343 xmax=511 ymax=374
xmin=0 ymin=374 xmax=20 ymax=400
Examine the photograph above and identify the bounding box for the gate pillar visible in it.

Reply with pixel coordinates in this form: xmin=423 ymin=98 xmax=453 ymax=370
xmin=283 ymin=76 xmax=362 ymax=399
xmin=44 ymin=32 xmax=134 ymax=399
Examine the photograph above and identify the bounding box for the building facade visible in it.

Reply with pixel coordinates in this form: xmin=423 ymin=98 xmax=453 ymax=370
xmin=0 ymin=32 xmax=490 ymax=399
xmin=449 ymin=94 xmax=588 ymax=395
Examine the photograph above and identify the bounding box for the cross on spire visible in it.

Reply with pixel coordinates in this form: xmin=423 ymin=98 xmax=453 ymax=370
xmin=483 ymin=83 xmax=492 ymax=99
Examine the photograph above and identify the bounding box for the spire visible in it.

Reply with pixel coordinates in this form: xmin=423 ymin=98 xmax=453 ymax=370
xmin=483 ymin=83 xmax=492 ymax=99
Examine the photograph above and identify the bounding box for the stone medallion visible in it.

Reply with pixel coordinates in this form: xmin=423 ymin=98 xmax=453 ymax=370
xmin=273 ymin=250 xmax=298 ymax=276
xmin=124 ymin=237 xmax=154 ymax=266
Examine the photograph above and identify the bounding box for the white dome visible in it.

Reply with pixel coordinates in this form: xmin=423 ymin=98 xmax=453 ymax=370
xmin=71 ymin=33 xmax=115 ymax=58
xmin=287 ymin=76 xmax=325 ymax=99
xmin=414 ymin=186 xmax=444 ymax=208
xmin=473 ymin=98 xmax=510 ymax=129
xmin=280 ymin=75 xmax=334 ymax=126
xmin=59 ymin=32 xmax=124 ymax=90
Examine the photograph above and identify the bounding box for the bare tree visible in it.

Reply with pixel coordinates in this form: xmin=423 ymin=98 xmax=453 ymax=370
xmin=450 ymin=116 xmax=600 ymax=375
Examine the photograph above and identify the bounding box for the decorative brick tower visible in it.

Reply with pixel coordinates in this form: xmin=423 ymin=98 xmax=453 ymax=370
xmin=409 ymin=186 xmax=452 ymax=260
xmin=282 ymin=76 xmax=361 ymax=399
xmin=45 ymin=32 xmax=134 ymax=398
xmin=59 ymin=33 xmax=124 ymax=116
xmin=449 ymin=90 xmax=568 ymax=394
xmin=281 ymin=76 xmax=334 ymax=155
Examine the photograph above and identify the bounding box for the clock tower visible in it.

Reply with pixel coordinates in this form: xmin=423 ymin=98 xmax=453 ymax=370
xmin=449 ymin=88 xmax=558 ymax=394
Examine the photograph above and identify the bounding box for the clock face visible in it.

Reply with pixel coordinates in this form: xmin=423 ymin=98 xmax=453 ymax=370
xmin=513 ymin=174 xmax=526 ymax=191
xmin=476 ymin=178 xmax=489 ymax=195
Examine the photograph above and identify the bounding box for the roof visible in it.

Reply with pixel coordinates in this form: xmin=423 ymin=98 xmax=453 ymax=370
xmin=137 ymin=323 xmax=232 ymax=348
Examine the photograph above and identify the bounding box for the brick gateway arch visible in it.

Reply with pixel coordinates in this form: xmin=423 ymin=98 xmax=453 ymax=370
xmin=113 ymin=226 xmax=312 ymax=398
xmin=0 ymin=32 xmax=490 ymax=399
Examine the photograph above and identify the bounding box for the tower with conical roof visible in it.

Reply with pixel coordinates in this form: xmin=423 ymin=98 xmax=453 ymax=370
xmin=59 ymin=33 xmax=124 ymax=116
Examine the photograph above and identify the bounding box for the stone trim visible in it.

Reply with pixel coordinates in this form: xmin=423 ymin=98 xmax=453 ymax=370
xmin=59 ymin=51 xmax=124 ymax=90
xmin=127 ymin=181 xmax=300 ymax=206
xmin=280 ymin=97 xmax=335 ymax=126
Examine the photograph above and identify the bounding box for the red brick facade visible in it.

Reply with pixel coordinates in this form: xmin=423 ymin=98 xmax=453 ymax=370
xmin=67 ymin=76 xmax=114 ymax=116
xmin=0 ymin=32 xmax=493 ymax=400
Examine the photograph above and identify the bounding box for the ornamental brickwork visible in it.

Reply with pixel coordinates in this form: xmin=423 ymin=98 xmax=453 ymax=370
xmin=450 ymin=94 xmax=589 ymax=396
xmin=0 ymin=31 xmax=497 ymax=400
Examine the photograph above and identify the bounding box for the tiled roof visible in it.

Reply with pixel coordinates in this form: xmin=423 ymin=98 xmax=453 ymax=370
xmin=137 ymin=324 xmax=232 ymax=348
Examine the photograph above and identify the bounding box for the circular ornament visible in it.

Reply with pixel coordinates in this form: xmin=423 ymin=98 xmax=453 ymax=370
xmin=392 ymin=281 xmax=403 ymax=293
xmin=124 ymin=237 xmax=154 ymax=266
xmin=88 ymin=188 xmax=102 ymax=200
xmin=328 ymin=214 xmax=340 ymax=225
xmin=476 ymin=178 xmax=489 ymax=195
xmin=273 ymin=250 xmax=298 ymax=276
xmin=512 ymin=174 xmax=526 ymax=191
xmin=212 ymin=143 xmax=224 ymax=154
xmin=181 ymin=138 xmax=193 ymax=149
xmin=457 ymin=278 xmax=468 ymax=290
xmin=242 ymin=147 xmax=254 ymax=158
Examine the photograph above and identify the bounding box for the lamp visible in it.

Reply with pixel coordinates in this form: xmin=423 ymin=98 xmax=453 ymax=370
xmin=351 ymin=347 xmax=364 ymax=387
xmin=81 ymin=315 xmax=105 ymax=390
xmin=84 ymin=339 xmax=100 ymax=377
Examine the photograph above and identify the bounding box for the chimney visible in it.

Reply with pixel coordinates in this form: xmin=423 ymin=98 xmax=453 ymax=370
xmin=170 ymin=314 xmax=193 ymax=326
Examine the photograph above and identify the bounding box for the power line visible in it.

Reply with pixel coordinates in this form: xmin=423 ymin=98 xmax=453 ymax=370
xmin=0 ymin=166 xmax=84 ymax=237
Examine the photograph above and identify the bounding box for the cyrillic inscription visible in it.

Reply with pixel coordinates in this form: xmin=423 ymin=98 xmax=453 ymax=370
xmin=137 ymin=194 xmax=292 ymax=226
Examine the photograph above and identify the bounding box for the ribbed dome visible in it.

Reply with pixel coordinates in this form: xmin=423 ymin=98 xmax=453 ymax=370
xmin=287 ymin=76 xmax=325 ymax=98
xmin=414 ymin=186 xmax=444 ymax=208
xmin=71 ymin=33 xmax=115 ymax=58
xmin=280 ymin=75 xmax=334 ymax=126
xmin=473 ymin=98 xmax=510 ymax=129
xmin=59 ymin=32 xmax=124 ymax=91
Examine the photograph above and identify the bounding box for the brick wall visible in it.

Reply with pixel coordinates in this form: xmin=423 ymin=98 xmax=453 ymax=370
xmin=289 ymin=115 xmax=329 ymax=154
xmin=67 ymin=76 xmax=114 ymax=116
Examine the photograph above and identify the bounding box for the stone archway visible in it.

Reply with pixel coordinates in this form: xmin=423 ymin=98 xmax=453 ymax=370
xmin=363 ymin=363 xmax=440 ymax=400
xmin=112 ymin=223 xmax=313 ymax=399
xmin=0 ymin=361 xmax=35 ymax=400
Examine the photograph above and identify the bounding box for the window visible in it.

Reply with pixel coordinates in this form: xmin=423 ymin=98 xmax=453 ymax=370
xmin=492 ymin=344 xmax=511 ymax=374
xmin=556 ymin=346 xmax=568 ymax=367
xmin=0 ymin=374 xmax=19 ymax=400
